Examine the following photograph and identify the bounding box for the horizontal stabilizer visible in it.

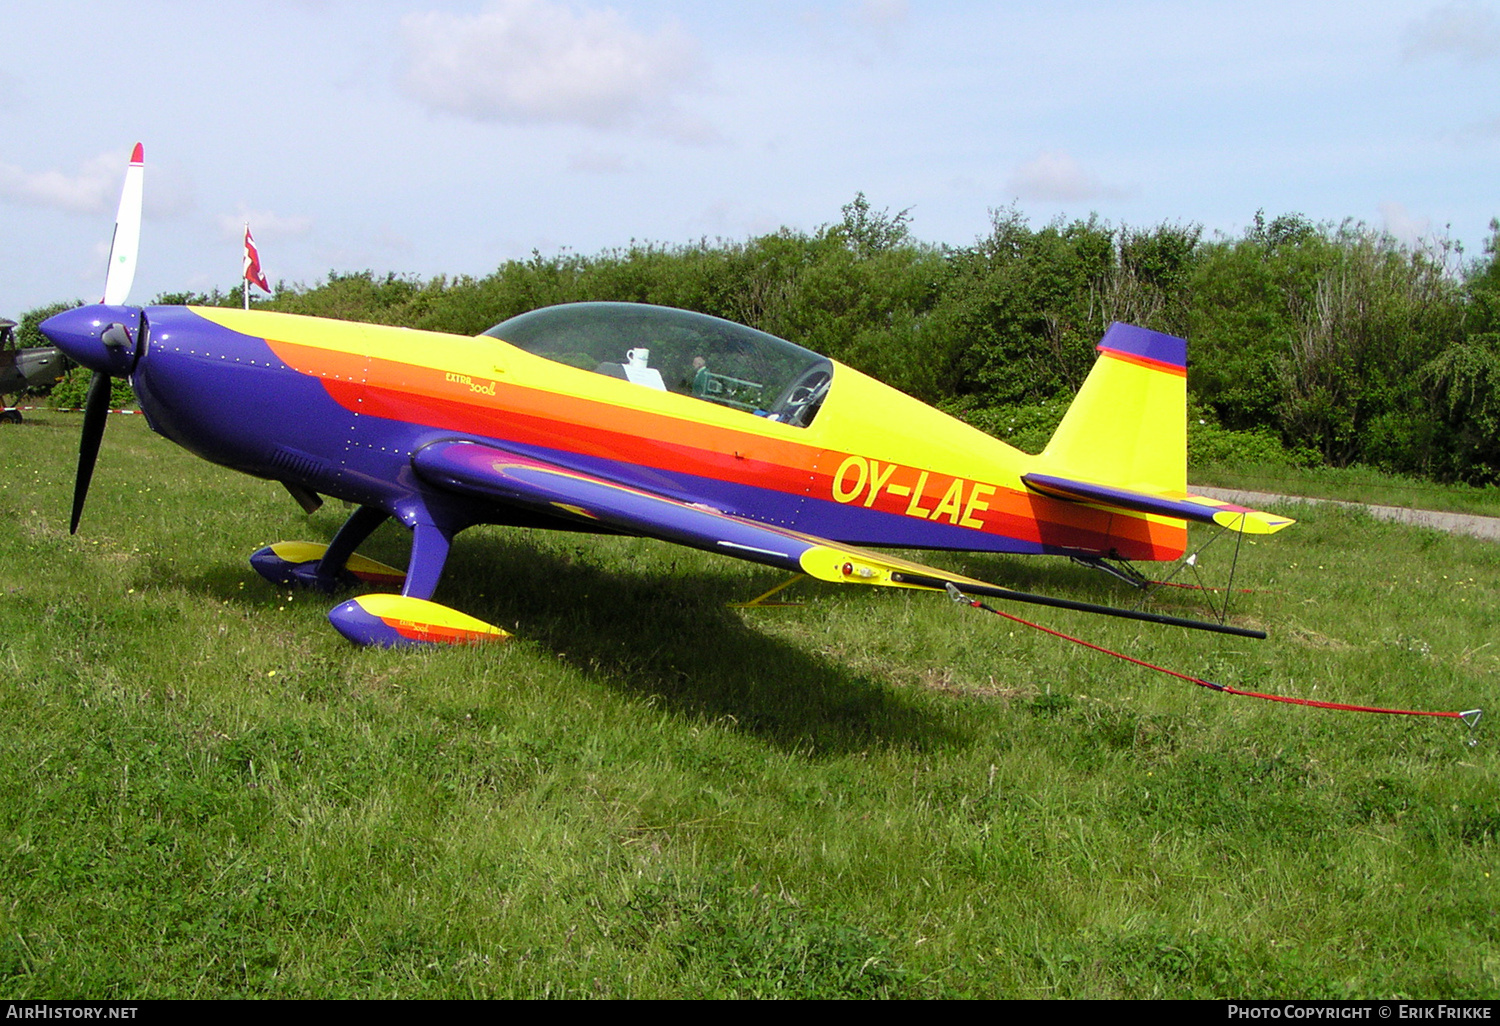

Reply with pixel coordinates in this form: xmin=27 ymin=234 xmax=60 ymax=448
xmin=1021 ymin=473 xmax=1295 ymax=535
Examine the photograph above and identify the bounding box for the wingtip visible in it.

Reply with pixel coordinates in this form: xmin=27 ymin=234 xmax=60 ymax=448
xmin=130 ymin=142 xmax=143 ymax=164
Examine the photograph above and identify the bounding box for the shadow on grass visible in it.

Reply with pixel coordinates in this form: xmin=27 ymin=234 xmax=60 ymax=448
xmin=159 ymin=526 xmax=970 ymax=758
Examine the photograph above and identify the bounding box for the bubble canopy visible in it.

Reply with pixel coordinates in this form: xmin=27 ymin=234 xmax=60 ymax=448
xmin=483 ymin=302 xmax=834 ymax=427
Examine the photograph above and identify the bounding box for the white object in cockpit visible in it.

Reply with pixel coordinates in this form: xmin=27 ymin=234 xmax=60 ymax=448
xmin=622 ymin=347 xmax=665 ymax=390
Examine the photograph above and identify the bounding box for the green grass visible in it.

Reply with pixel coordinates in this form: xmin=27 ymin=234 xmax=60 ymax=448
xmin=1193 ymin=461 xmax=1500 ymax=519
xmin=0 ymin=413 xmax=1496 ymax=998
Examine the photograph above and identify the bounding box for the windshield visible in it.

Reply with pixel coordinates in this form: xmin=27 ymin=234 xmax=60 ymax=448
xmin=484 ymin=302 xmax=833 ymax=427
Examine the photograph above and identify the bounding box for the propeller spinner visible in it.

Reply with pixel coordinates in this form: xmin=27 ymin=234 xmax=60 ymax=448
xmin=39 ymin=143 xmax=145 ymax=533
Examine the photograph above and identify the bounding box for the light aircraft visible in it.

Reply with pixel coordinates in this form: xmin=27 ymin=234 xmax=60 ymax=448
xmin=0 ymin=319 xmax=70 ymax=423
xmin=41 ymin=146 xmax=1292 ymax=647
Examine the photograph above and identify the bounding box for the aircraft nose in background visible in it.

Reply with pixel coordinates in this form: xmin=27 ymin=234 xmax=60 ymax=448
xmin=40 ymin=304 xmax=142 ymax=378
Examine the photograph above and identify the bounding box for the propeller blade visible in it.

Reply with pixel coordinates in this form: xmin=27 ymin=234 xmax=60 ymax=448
xmin=101 ymin=143 xmax=143 ymax=306
xmin=70 ymin=371 xmax=113 ymax=534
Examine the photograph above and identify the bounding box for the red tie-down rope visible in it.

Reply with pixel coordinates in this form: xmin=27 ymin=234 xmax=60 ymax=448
xmin=945 ymin=585 xmax=1481 ymax=730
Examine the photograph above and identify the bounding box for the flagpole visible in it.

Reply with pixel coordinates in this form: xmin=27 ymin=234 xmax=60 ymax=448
xmin=243 ymin=222 xmax=250 ymax=310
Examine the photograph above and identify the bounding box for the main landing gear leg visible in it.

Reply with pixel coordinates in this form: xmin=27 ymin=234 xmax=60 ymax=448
xmin=316 ymin=505 xmax=392 ymax=588
xmin=401 ymin=519 xmax=451 ymax=601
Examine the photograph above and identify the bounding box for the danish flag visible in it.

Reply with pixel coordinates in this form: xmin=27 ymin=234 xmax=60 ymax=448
xmin=243 ymin=225 xmax=270 ymax=293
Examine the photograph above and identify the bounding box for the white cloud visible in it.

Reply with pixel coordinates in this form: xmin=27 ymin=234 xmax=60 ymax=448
xmin=794 ymin=0 xmax=910 ymax=62
xmin=216 ymin=209 xmax=314 ymax=240
xmin=567 ymin=148 xmax=630 ymax=174
xmin=1005 ymin=151 xmax=1127 ymax=203
xmin=398 ymin=0 xmax=705 ymax=133
xmin=1379 ymin=201 xmax=1433 ymax=248
xmin=647 ymin=110 xmax=722 ymax=146
xmin=311 ymin=230 xmax=418 ymax=272
xmin=851 ymin=0 xmax=909 ymax=37
xmin=0 ymin=149 xmax=133 ymax=215
xmin=1467 ymin=113 xmax=1500 ymax=136
xmin=0 ymin=70 xmax=20 ymax=110
xmin=1403 ymin=2 xmax=1500 ymax=62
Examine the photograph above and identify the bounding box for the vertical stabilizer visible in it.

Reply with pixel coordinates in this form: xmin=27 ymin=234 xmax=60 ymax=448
xmin=1038 ymin=323 xmax=1187 ymax=495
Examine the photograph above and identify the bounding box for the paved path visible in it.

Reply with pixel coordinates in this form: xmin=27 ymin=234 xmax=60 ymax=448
xmin=1194 ymin=487 xmax=1500 ymax=542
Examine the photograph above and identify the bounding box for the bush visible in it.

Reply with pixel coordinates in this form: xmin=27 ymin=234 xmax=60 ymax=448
xmin=49 ymin=367 xmax=137 ymax=411
xmin=938 ymin=395 xmax=1069 ymax=454
xmin=1188 ymin=413 xmax=1318 ymax=470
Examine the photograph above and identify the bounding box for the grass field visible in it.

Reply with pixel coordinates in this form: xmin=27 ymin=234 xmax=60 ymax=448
xmin=0 ymin=412 xmax=1496 ymax=998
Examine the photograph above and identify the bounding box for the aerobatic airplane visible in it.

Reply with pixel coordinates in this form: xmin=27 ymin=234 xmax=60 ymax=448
xmin=41 ymin=146 xmax=1292 ymax=647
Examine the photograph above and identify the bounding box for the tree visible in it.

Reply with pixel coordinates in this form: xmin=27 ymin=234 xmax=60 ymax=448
xmin=827 ymin=192 xmax=913 ymax=258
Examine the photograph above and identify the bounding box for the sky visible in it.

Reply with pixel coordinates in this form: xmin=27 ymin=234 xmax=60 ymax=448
xmin=1 ymin=0 xmax=1497 ymax=316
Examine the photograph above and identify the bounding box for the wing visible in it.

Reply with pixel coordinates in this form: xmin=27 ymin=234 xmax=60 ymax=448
xmin=1021 ymin=473 xmax=1295 ymax=535
xmin=413 ymin=440 xmax=1265 ymax=639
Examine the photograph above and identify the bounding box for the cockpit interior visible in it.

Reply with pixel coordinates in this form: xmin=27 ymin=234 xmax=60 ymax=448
xmin=484 ymin=302 xmax=834 ymax=428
